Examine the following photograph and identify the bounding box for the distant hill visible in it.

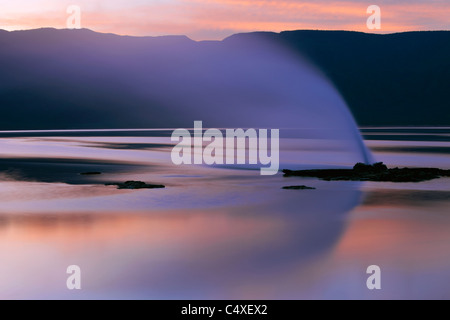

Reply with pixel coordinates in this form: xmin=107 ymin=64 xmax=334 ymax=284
xmin=275 ymin=30 xmax=450 ymax=126
xmin=0 ymin=28 xmax=448 ymax=129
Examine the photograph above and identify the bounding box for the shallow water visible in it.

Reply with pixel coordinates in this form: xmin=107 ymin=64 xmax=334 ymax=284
xmin=0 ymin=127 xmax=449 ymax=299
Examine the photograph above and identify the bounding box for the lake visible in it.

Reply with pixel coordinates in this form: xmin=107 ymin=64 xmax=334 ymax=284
xmin=0 ymin=127 xmax=448 ymax=299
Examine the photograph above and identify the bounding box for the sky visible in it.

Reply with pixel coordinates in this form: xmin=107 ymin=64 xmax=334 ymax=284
xmin=0 ymin=0 xmax=449 ymax=40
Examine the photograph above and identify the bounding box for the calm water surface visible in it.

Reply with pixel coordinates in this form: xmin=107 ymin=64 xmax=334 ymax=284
xmin=0 ymin=127 xmax=449 ymax=299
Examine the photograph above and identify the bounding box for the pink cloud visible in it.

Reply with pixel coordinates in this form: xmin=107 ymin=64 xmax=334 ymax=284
xmin=0 ymin=0 xmax=448 ymax=39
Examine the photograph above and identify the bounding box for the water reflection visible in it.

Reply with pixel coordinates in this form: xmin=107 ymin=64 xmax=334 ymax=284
xmin=0 ymin=189 xmax=359 ymax=300
xmin=2 ymin=184 xmax=448 ymax=300
xmin=0 ymin=130 xmax=448 ymax=299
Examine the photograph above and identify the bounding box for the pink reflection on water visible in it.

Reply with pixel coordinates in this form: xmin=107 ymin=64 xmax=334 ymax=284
xmin=0 ymin=130 xmax=448 ymax=299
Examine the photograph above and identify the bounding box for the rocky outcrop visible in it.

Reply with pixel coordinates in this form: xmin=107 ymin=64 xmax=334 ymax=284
xmin=106 ymin=181 xmax=166 ymax=189
xmin=282 ymin=185 xmax=316 ymax=190
xmin=283 ymin=163 xmax=450 ymax=183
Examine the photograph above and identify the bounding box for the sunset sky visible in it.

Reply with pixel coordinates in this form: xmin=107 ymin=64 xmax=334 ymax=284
xmin=0 ymin=0 xmax=449 ymax=40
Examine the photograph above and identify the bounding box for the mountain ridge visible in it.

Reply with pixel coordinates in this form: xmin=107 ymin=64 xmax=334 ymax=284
xmin=0 ymin=28 xmax=448 ymax=129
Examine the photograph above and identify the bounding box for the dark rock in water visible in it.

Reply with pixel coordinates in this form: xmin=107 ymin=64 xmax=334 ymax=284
xmin=106 ymin=181 xmax=165 ymax=189
xmin=80 ymin=172 xmax=102 ymax=175
xmin=282 ymin=185 xmax=316 ymax=190
xmin=353 ymin=162 xmax=387 ymax=173
xmin=283 ymin=162 xmax=450 ymax=183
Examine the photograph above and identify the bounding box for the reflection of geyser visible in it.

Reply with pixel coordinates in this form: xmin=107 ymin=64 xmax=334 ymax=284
xmin=224 ymin=183 xmax=363 ymax=273
xmin=121 ymin=179 xmax=363 ymax=298
xmin=137 ymin=34 xmax=373 ymax=168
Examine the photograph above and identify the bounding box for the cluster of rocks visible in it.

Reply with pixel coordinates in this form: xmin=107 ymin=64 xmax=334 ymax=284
xmin=80 ymin=163 xmax=449 ymax=192
xmin=283 ymin=162 xmax=450 ymax=183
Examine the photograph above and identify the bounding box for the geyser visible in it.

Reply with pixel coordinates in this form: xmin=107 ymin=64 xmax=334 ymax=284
xmin=133 ymin=33 xmax=373 ymax=168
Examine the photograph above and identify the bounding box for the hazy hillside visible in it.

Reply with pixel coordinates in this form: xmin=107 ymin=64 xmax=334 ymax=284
xmin=0 ymin=28 xmax=448 ymax=129
xmin=277 ymin=30 xmax=450 ymax=126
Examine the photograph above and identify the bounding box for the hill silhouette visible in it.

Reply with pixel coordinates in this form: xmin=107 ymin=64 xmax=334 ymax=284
xmin=0 ymin=28 xmax=448 ymax=129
